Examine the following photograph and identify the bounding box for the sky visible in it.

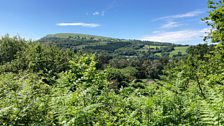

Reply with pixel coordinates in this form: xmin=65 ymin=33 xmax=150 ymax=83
xmin=0 ymin=0 xmax=210 ymax=45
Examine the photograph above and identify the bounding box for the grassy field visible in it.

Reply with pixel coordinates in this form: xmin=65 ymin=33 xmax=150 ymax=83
xmin=152 ymin=46 xmax=189 ymax=57
xmin=170 ymin=46 xmax=188 ymax=57
xmin=144 ymin=45 xmax=163 ymax=49
xmin=139 ymin=45 xmax=163 ymax=52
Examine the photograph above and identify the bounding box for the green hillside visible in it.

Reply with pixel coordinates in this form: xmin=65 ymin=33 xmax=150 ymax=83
xmin=39 ymin=33 xmax=189 ymax=58
xmin=43 ymin=33 xmax=114 ymax=41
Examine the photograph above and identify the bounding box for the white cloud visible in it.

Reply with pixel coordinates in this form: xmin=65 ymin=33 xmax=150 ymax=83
xmin=142 ymin=29 xmax=208 ymax=43
xmin=154 ymin=10 xmax=205 ymax=21
xmin=56 ymin=22 xmax=100 ymax=28
xmin=161 ymin=21 xmax=182 ymax=29
xmin=92 ymin=11 xmax=105 ymax=16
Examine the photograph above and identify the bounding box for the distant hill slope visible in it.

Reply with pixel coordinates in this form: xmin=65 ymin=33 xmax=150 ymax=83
xmin=39 ymin=33 xmax=189 ymax=58
xmin=40 ymin=33 xmax=114 ymax=41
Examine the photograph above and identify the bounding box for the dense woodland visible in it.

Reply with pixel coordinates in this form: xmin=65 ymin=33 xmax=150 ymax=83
xmin=0 ymin=0 xmax=224 ymax=125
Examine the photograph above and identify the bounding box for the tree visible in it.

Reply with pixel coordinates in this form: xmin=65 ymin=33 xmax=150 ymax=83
xmin=0 ymin=42 xmax=73 ymax=82
xmin=203 ymin=0 xmax=224 ymax=43
xmin=0 ymin=35 xmax=27 ymax=65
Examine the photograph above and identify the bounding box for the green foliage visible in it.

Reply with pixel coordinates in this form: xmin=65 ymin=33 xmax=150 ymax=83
xmin=106 ymin=67 xmax=137 ymax=89
xmin=0 ymin=35 xmax=27 ymax=65
xmin=157 ymin=42 xmax=224 ymax=125
xmin=203 ymin=0 xmax=224 ymax=43
xmin=56 ymin=53 xmax=107 ymax=91
xmin=170 ymin=46 xmax=188 ymax=57
xmin=16 ymin=43 xmax=72 ymax=74
xmin=0 ymin=36 xmax=224 ymax=125
xmin=0 ymin=38 xmax=73 ymax=84
xmin=0 ymin=73 xmax=51 ymax=125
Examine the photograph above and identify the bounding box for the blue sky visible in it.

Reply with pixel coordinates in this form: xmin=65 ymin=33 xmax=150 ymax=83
xmin=0 ymin=0 xmax=210 ymax=44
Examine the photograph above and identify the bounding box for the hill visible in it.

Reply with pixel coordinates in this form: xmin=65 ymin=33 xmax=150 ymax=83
xmin=39 ymin=33 xmax=189 ymax=58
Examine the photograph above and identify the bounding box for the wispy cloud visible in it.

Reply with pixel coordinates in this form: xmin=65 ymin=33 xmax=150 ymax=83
xmin=92 ymin=11 xmax=100 ymax=16
xmin=92 ymin=11 xmax=105 ymax=16
xmin=142 ymin=28 xmax=208 ymax=43
xmin=56 ymin=22 xmax=100 ymax=28
xmin=169 ymin=10 xmax=205 ymax=18
xmin=161 ymin=21 xmax=183 ymax=29
xmin=153 ymin=10 xmax=205 ymax=21
xmin=86 ymin=11 xmax=105 ymax=16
